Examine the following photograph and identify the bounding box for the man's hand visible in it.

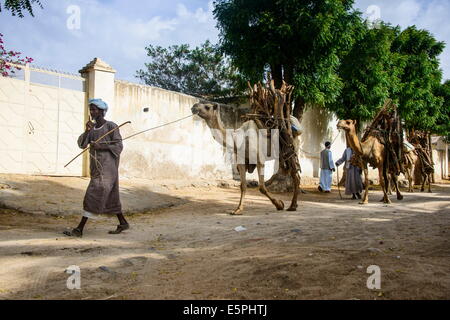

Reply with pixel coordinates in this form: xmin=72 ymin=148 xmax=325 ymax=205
xmin=91 ymin=142 xmax=102 ymax=150
xmin=90 ymin=142 xmax=98 ymax=150
xmin=85 ymin=120 xmax=94 ymax=132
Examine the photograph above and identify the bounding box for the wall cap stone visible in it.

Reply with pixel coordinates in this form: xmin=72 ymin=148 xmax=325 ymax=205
xmin=79 ymin=57 xmax=116 ymax=74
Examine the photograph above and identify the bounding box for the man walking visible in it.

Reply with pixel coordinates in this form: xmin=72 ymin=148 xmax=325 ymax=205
xmin=335 ymin=146 xmax=363 ymax=199
xmin=318 ymin=141 xmax=335 ymax=193
xmin=63 ymin=98 xmax=129 ymax=237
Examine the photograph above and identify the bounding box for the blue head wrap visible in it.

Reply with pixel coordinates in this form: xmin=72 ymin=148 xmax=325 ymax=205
xmin=89 ymin=98 xmax=108 ymax=114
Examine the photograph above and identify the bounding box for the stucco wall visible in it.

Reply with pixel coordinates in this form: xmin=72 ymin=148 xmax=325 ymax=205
xmin=114 ymin=80 xmax=234 ymax=180
xmin=432 ymin=138 xmax=449 ymax=181
xmin=113 ymin=81 xmax=381 ymax=182
xmin=2 ymin=58 xmax=446 ymax=184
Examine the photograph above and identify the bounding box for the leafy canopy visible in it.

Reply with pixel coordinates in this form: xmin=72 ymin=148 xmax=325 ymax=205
xmin=434 ymin=80 xmax=450 ymax=138
xmin=332 ymin=23 xmax=402 ymax=123
xmin=391 ymin=26 xmax=445 ymax=131
xmin=136 ymin=40 xmax=246 ymax=102
xmin=0 ymin=0 xmax=42 ymax=17
xmin=213 ymin=0 xmax=361 ymax=110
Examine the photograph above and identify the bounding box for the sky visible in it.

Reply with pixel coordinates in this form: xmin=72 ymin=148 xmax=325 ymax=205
xmin=1 ymin=0 xmax=449 ymax=82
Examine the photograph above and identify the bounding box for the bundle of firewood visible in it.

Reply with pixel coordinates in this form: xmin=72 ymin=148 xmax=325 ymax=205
xmin=408 ymin=130 xmax=434 ymax=175
xmin=362 ymin=99 xmax=404 ymax=175
xmin=246 ymin=80 xmax=300 ymax=173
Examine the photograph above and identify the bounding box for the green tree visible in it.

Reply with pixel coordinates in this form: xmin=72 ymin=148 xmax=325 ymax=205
xmin=391 ymin=26 xmax=445 ymax=131
xmin=0 ymin=0 xmax=42 ymax=17
xmin=334 ymin=24 xmax=446 ymax=134
xmin=434 ymin=80 xmax=450 ymax=139
xmin=136 ymin=40 xmax=246 ymax=102
xmin=332 ymin=23 xmax=402 ymax=125
xmin=213 ymin=0 xmax=362 ymax=120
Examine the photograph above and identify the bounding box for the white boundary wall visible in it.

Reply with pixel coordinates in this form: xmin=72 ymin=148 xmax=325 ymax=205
xmin=0 ymin=64 xmax=86 ymax=176
xmin=1 ymin=57 xmax=447 ymax=182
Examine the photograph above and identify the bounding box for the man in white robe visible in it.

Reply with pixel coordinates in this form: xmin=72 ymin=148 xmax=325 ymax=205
xmin=319 ymin=142 xmax=335 ymax=193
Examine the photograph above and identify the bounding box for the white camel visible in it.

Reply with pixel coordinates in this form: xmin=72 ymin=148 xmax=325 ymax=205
xmin=192 ymin=102 xmax=301 ymax=214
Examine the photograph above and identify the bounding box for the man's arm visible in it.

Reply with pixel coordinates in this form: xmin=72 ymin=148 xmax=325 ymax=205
xmin=91 ymin=123 xmax=123 ymax=157
xmin=329 ymin=151 xmax=336 ymax=170
xmin=77 ymin=121 xmax=94 ymax=149
xmin=335 ymin=150 xmax=346 ymax=167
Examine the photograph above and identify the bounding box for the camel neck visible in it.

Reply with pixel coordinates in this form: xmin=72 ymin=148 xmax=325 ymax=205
xmin=206 ymin=115 xmax=227 ymax=147
xmin=206 ymin=116 xmax=226 ymax=134
xmin=346 ymin=129 xmax=364 ymax=155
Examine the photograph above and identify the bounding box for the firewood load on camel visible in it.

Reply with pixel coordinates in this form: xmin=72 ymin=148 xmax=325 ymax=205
xmin=337 ymin=99 xmax=405 ymax=204
xmin=244 ymin=80 xmax=302 ymax=180
xmin=361 ymin=99 xmax=405 ymax=177
xmin=190 ymin=80 xmax=302 ymax=214
xmin=408 ymin=130 xmax=434 ymax=192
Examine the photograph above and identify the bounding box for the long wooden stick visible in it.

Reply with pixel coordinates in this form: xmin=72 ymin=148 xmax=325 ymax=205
xmin=337 ymin=165 xmax=343 ymax=200
xmin=64 ymin=121 xmax=131 ymax=168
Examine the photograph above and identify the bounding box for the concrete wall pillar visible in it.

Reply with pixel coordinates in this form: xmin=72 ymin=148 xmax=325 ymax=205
xmin=79 ymin=58 xmax=116 ymax=176
xmin=79 ymin=57 xmax=116 ymax=114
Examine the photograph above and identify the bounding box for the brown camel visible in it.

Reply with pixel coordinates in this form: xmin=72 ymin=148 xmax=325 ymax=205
xmin=403 ymin=148 xmax=418 ymax=192
xmin=409 ymin=134 xmax=433 ymax=193
xmin=388 ymin=137 xmax=433 ymax=194
xmin=192 ymin=102 xmax=301 ymax=214
xmin=337 ymin=119 xmax=404 ymax=204
xmin=388 ymin=147 xmax=417 ymax=194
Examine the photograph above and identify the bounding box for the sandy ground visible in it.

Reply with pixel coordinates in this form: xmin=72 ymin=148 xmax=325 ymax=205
xmin=0 ymin=177 xmax=449 ymax=300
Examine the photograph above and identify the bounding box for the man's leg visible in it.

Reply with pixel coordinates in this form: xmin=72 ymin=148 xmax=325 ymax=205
xmin=117 ymin=213 xmax=128 ymax=226
xmin=318 ymin=169 xmax=324 ymax=192
xmin=325 ymin=169 xmax=332 ymax=192
xmin=109 ymin=213 xmax=129 ymax=234
xmin=64 ymin=217 xmax=88 ymax=237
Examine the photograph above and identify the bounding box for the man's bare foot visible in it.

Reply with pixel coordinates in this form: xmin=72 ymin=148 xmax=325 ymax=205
xmin=63 ymin=228 xmax=83 ymax=238
xmin=109 ymin=224 xmax=129 ymax=234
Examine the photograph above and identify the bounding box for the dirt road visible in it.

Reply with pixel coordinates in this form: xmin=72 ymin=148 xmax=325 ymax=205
xmin=0 ymin=184 xmax=449 ymax=300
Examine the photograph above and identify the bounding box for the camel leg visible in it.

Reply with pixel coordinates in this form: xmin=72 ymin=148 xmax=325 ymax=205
xmin=406 ymin=169 xmax=414 ymax=192
xmin=387 ymin=177 xmax=393 ymax=195
xmin=427 ymin=174 xmax=432 ymax=193
xmin=391 ymin=174 xmax=403 ymax=200
xmin=231 ymin=164 xmax=246 ymax=215
xmin=256 ymin=164 xmax=284 ymax=211
xmin=420 ymin=174 xmax=426 ymax=192
xmin=378 ymin=167 xmax=391 ymax=204
xmin=360 ymin=164 xmax=369 ymax=204
xmin=287 ymin=170 xmax=300 ymax=211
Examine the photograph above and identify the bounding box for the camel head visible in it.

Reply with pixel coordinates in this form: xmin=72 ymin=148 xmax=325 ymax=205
xmin=337 ymin=119 xmax=357 ymax=132
xmin=191 ymin=102 xmax=219 ymax=122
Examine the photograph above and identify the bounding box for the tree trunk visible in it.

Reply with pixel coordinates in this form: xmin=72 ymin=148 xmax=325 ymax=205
xmin=270 ymin=64 xmax=283 ymax=89
xmin=293 ymin=96 xmax=306 ymax=123
xmin=428 ymin=132 xmax=435 ymax=183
